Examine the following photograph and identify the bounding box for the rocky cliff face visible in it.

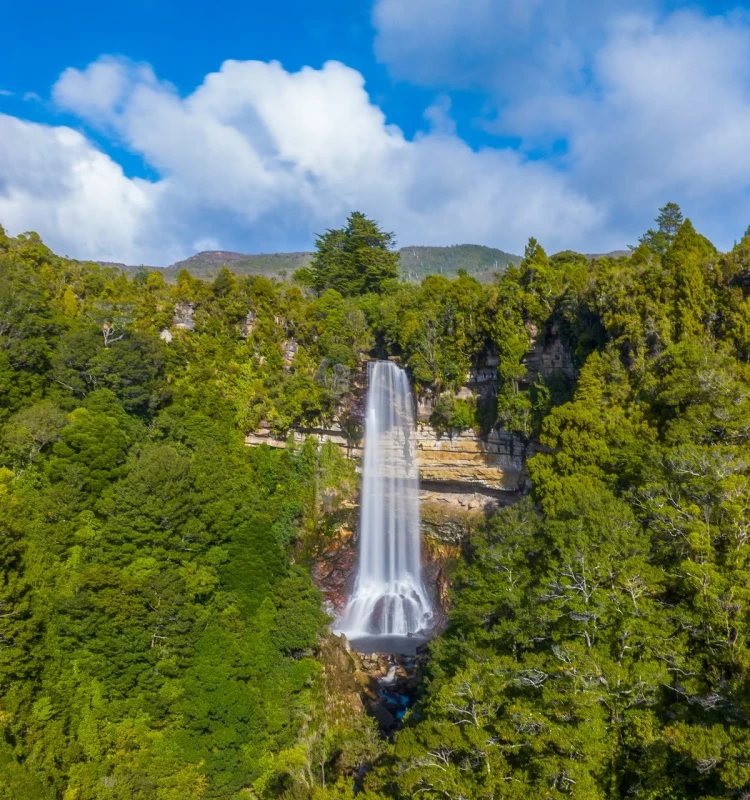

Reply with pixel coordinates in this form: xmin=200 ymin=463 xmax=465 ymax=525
xmin=245 ymin=326 xmax=571 ymax=511
xmin=319 ymin=634 xmax=430 ymax=735
xmin=246 ymin=331 xmax=574 ymax=624
xmin=416 ymin=426 xmax=534 ymax=508
xmin=245 ymin=423 xmax=533 ymax=513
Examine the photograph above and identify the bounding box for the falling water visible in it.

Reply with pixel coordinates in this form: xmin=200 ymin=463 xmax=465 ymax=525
xmin=337 ymin=361 xmax=432 ymax=642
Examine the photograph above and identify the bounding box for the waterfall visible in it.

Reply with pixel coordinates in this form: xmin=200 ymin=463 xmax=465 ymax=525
xmin=337 ymin=361 xmax=432 ymax=640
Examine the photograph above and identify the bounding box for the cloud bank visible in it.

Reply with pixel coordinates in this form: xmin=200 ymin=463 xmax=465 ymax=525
xmin=374 ymin=0 xmax=750 ymax=249
xmin=0 ymin=57 xmax=598 ymax=264
xmin=1 ymin=2 xmax=749 ymax=264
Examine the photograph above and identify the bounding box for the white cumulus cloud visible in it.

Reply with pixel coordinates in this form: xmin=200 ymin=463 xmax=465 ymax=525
xmin=0 ymin=56 xmax=601 ymax=264
xmin=373 ymin=0 xmax=750 ymax=248
xmin=0 ymin=113 xmax=161 ymax=263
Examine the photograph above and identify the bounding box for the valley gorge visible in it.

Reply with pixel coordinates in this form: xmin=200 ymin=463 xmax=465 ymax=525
xmin=242 ymin=324 xmax=577 ymax=743
xmin=5 ymin=207 xmax=750 ymax=799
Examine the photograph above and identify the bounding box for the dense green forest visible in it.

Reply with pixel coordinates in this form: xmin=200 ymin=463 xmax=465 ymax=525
xmin=111 ymin=251 xmax=314 ymax=285
xmin=3 ymin=205 xmax=750 ymax=798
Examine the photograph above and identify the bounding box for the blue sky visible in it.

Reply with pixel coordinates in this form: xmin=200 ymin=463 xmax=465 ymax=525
xmin=1 ymin=0 xmax=750 ymax=264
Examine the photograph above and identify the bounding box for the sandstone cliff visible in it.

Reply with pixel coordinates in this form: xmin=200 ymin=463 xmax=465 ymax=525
xmin=244 ymin=423 xmax=533 ymax=512
xmin=245 ymin=331 xmax=574 ymax=619
xmin=244 ymin=323 xmax=571 ymax=512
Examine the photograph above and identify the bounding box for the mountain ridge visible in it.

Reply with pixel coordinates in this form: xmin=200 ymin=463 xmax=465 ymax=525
xmin=101 ymin=243 xmax=630 ymax=284
xmin=103 ymin=243 xmax=523 ymax=283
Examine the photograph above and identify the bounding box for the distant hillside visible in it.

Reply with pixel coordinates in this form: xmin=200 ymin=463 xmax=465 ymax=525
xmin=105 ymin=251 xmax=311 ymax=283
xmin=585 ymin=249 xmax=632 ymax=259
xmin=172 ymin=250 xmax=313 ymax=279
xmin=399 ymin=244 xmax=520 ymax=281
xmin=108 ymin=243 xmax=522 ymax=284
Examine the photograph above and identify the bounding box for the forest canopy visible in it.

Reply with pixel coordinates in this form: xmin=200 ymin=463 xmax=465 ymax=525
xmin=3 ymin=204 xmax=750 ymax=798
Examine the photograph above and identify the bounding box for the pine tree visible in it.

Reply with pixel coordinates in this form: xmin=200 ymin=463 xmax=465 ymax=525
xmin=310 ymin=212 xmax=399 ymax=296
xmin=664 ymin=219 xmax=716 ymax=340
xmin=639 ymin=202 xmax=684 ymax=256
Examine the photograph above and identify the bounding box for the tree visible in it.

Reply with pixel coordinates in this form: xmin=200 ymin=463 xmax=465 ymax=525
xmin=519 ymin=237 xmax=561 ymax=323
xmin=663 ymin=219 xmax=716 ymax=339
xmin=7 ymin=208 xmax=750 ymax=799
xmin=51 ymin=327 xmax=167 ymax=415
xmin=211 ymin=267 xmax=235 ymax=298
xmin=2 ymin=400 xmax=68 ymax=467
xmin=639 ymin=202 xmax=684 ymax=256
xmin=61 ymin=286 xmax=79 ymax=318
xmin=310 ymin=212 xmax=399 ymax=296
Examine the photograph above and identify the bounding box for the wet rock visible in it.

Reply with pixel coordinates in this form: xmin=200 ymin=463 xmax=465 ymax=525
xmin=368 ymin=702 xmax=397 ymax=732
xmin=420 ymin=512 xmax=471 ymax=544
xmin=404 ymin=674 xmax=421 ymax=691
xmin=349 ymin=648 xmax=429 ymax=734
xmin=354 ymin=670 xmax=379 ymax=700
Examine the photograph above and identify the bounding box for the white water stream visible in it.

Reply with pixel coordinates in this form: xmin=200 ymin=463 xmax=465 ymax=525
xmin=337 ymin=361 xmax=432 ymax=639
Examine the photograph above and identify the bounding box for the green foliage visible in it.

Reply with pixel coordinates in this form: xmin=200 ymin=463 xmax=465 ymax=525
xmin=0 ymin=228 xmax=340 ymax=800
xmin=5 ymin=206 xmax=750 ymax=800
xmin=310 ymin=212 xmax=400 ymax=296
xmin=2 ymin=399 xmax=67 ymax=467
xmin=117 ymin=244 xmax=522 ymax=285
xmin=361 ymin=208 xmax=750 ymax=800
xmin=430 ymin=392 xmax=476 ymax=435
xmin=640 ymin=201 xmax=685 ymax=256
xmin=399 ymin=243 xmax=520 ymax=281
xmin=519 ymin=236 xmax=559 ymax=323
xmin=378 ymin=271 xmax=488 ymax=390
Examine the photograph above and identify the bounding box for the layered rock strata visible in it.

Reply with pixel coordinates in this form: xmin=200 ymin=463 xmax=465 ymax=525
xmin=245 ymin=424 xmax=532 ymax=512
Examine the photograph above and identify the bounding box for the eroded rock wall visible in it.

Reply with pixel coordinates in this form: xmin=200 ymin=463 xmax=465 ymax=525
xmin=245 ymin=423 xmax=532 ymax=513
xmin=243 ymin=325 xmax=574 ymax=511
xmin=416 ymin=426 xmax=533 ymax=507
